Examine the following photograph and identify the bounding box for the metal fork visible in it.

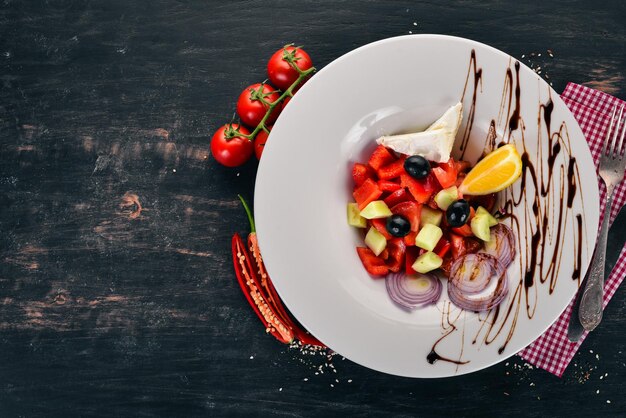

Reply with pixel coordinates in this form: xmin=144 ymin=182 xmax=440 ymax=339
xmin=578 ymin=105 xmax=626 ymax=332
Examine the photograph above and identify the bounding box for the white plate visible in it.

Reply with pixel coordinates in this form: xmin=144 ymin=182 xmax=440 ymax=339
xmin=255 ymin=35 xmax=599 ymax=378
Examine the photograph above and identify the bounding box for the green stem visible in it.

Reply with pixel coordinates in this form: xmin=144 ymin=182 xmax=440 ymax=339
xmin=238 ymin=194 xmax=256 ymax=233
xmin=227 ymin=65 xmax=315 ymax=142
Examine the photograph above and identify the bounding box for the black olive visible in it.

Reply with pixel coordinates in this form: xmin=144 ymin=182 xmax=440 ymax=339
xmin=446 ymin=199 xmax=470 ymax=227
xmin=403 ymin=155 xmax=431 ymax=179
xmin=386 ymin=215 xmax=411 ymax=237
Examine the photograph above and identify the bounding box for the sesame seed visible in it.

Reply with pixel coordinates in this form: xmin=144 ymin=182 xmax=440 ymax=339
xmin=330 ymin=384 xmax=334 ymax=388
xmin=348 ymin=379 xmax=352 ymax=383
xmin=607 ymin=400 xmax=611 ymax=404
xmin=303 ymin=378 xmax=308 ymax=381
xmin=597 ymin=390 xmax=600 ymax=394
xmin=279 ymin=388 xmax=283 ymax=392
xmin=249 ymin=355 xmax=254 ymax=360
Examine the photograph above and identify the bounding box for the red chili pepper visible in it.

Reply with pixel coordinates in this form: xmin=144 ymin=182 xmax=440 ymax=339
xmin=232 ymin=233 xmax=294 ymax=344
xmin=237 ymin=195 xmax=326 ymax=348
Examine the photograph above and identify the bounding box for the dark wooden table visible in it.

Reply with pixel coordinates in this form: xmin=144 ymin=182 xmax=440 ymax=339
xmin=1 ymin=1 xmax=625 ymax=416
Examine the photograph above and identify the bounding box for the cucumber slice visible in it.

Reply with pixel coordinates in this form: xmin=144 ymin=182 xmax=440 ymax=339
xmin=434 ymin=186 xmax=458 ymax=210
xmin=475 ymin=206 xmax=498 ymax=227
xmin=415 ymin=224 xmax=443 ymax=251
xmin=420 ymin=206 xmax=443 ymax=227
xmin=360 ymin=200 xmax=392 ymax=219
xmin=471 ymin=215 xmax=491 ymax=241
xmin=412 ymin=251 xmax=443 ymax=274
xmin=365 ymin=226 xmax=387 ymax=256
xmin=347 ymin=203 xmax=367 ymax=228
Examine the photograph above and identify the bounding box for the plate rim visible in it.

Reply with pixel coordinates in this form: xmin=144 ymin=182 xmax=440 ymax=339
xmin=254 ymin=34 xmax=600 ymax=378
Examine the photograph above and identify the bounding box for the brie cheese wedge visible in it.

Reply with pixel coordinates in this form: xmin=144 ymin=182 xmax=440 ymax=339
xmin=376 ymin=102 xmax=463 ymax=163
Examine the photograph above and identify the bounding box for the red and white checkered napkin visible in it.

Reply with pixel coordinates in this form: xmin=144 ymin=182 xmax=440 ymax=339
xmin=518 ymin=83 xmax=626 ymax=377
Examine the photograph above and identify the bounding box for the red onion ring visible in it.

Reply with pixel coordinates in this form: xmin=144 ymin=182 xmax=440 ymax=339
xmin=447 ymin=253 xmax=508 ymax=311
xmin=481 ymin=223 xmax=516 ymax=268
xmin=385 ymin=272 xmax=442 ymax=311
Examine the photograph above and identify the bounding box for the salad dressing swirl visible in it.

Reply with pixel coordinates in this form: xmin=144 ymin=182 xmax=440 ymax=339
xmin=428 ymin=49 xmax=589 ymax=366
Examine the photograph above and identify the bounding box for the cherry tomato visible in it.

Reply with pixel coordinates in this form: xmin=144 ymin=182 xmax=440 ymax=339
xmin=210 ymin=124 xmax=253 ymax=167
xmin=236 ymin=83 xmax=281 ymax=127
xmin=267 ymin=46 xmax=313 ymax=91
xmin=254 ymin=129 xmax=270 ymax=160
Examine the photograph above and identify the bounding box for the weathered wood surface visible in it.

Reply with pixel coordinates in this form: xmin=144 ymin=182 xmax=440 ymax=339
xmin=0 ymin=1 xmax=624 ymax=416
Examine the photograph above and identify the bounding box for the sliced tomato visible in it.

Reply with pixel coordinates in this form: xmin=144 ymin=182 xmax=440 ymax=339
xmin=391 ymin=201 xmax=421 ymax=232
xmin=377 ymin=180 xmax=401 ymax=193
xmin=377 ymin=157 xmax=406 ymax=180
xmin=433 ymin=237 xmax=451 ymax=258
xmin=405 ymin=246 xmax=420 ymax=275
xmin=469 ymin=206 xmax=476 ymax=220
xmin=384 ymin=188 xmax=411 ymax=207
xmin=353 ymin=163 xmax=374 ymax=187
xmin=370 ymin=218 xmax=393 ymax=240
xmin=368 ymin=145 xmax=395 ymax=170
xmin=353 ymin=178 xmax=382 ymax=210
xmin=356 ymin=247 xmax=389 ymax=276
xmin=380 ymin=248 xmax=389 ymax=260
xmin=451 ymin=224 xmax=473 ymax=237
xmin=432 ymin=158 xmax=458 ymax=189
xmin=386 ymin=238 xmax=406 ymax=273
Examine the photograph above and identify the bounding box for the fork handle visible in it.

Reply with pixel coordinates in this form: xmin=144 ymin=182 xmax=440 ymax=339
xmin=579 ymin=185 xmax=615 ymax=331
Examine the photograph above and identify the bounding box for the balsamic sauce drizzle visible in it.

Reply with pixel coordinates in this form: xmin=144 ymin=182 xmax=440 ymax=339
xmin=429 ymin=50 xmax=589 ymax=366
xmin=459 ymin=49 xmax=483 ymax=159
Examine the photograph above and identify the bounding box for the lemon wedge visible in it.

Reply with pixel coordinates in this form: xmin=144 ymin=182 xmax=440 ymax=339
xmin=376 ymin=102 xmax=463 ymax=163
xmin=458 ymin=144 xmax=523 ymax=195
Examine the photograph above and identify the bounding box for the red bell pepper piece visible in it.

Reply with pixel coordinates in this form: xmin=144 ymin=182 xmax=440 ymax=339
xmin=377 ymin=179 xmax=402 ymax=193
xmin=454 ymin=160 xmax=472 ymax=174
xmin=232 ymin=233 xmax=294 ymax=344
xmin=405 ymin=246 xmax=420 ymax=275
xmin=386 ymin=238 xmax=406 ymax=273
xmin=384 ymin=188 xmax=410 ymax=207
xmin=401 ymin=174 xmax=433 ymax=204
xmin=377 ymin=157 xmax=406 ymax=181
xmin=432 ymin=158 xmax=458 ymax=189
xmin=450 ymin=233 xmax=482 ymax=259
xmin=353 ymin=178 xmax=383 ymax=210
xmin=440 ymin=254 xmax=453 ymax=277
xmin=356 ymin=247 xmax=389 ymax=276
xmin=370 ymin=218 xmax=393 ymax=240
xmin=391 ymin=201 xmax=421 ymax=232
xmin=404 ymin=230 xmax=418 ymax=246
xmin=368 ymin=145 xmax=395 ymax=170
xmin=352 ymin=163 xmax=374 ymax=187
xmin=433 ymin=237 xmax=451 ymax=258
xmin=451 ymin=224 xmax=473 ymax=237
